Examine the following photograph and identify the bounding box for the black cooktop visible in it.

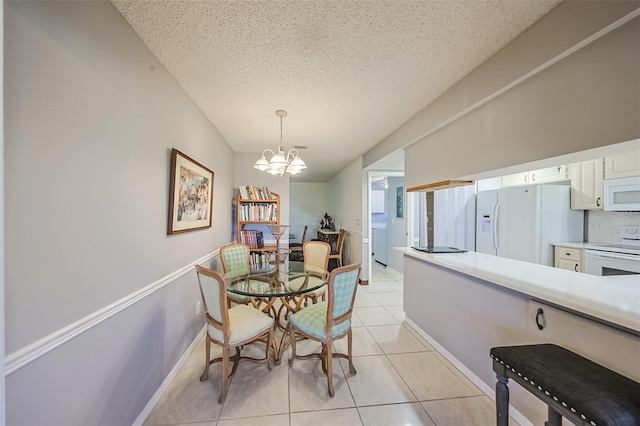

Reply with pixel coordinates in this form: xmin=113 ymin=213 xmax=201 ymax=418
xmin=412 ymin=246 xmax=467 ymax=254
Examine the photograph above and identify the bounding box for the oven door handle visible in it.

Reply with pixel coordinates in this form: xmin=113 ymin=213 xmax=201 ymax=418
xmin=585 ymin=251 xmax=640 ymax=262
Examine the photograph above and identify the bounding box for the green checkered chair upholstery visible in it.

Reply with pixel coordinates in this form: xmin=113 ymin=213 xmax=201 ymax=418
xmin=220 ymin=243 xmax=253 ymax=305
xmin=288 ymin=263 xmax=361 ymax=397
xmin=195 ymin=265 xmax=273 ymax=404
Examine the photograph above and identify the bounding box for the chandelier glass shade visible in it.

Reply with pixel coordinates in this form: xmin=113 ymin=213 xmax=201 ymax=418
xmin=254 ymin=110 xmax=306 ymax=176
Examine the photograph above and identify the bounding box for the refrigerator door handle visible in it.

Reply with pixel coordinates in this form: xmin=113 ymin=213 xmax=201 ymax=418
xmin=492 ymin=202 xmax=500 ymax=250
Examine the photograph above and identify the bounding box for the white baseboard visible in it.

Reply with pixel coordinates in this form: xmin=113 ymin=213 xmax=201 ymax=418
xmin=404 ymin=318 xmax=533 ymax=426
xmin=386 ymin=267 xmax=403 ymax=277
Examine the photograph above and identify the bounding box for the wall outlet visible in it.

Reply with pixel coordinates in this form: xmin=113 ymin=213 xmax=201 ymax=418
xmin=196 ymin=301 xmax=202 ymax=316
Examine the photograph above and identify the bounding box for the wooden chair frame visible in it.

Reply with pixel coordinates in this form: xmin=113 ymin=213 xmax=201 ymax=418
xmin=287 ymin=263 xmax=361 ymax=397
xmin=327 ymin=229 xmax=346 ymax=268
xmin=289 ymin=225 xmax=308 ymax=251
xmin=219 ymin=242 xmax=270 ymax=311
xmin=289 ymin=225 xmax=308 ymax=261
xmin=195 ymin=265 xmax=274 ymax=403
xmin=300 ymin=240 xmax=331 ymax=304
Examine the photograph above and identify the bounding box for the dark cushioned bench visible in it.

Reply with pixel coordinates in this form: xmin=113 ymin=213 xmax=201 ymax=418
xmin=490 ymin=344 xmax=640 ymax=426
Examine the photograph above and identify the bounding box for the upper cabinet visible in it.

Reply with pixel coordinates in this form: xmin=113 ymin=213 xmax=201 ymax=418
xmin=501 ymin=165 xmax=568 ymax=187
xmin=371 ymin=190 xmax=385 ymax=213
xmin=531 ymin=165 xmax=570 ymax=184
xmin=501 ymin=171 xmax=531 ymax=187
xmin=492 ymin=151 xmax=638 ymax=211
xmin=569 ymin=153 xmax=640 ymax=210
xmin=604 ymin=151 xmax=640 ymax=179
xmin=570 ymin=159 xmax=604 ymax=210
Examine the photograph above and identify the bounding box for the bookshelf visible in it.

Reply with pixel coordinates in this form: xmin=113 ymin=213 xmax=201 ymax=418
xmin=236 ymin=187 xmax=280 ymax=255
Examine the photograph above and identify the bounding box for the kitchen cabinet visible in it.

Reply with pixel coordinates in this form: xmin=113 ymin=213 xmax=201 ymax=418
xmin=570 ymin=159 xmax=604 ymax=210
xmin=371 ymin=190 xmax=386 ymax=213
xmin=604 ymin=152 xmax=640 ymax=179
xmin=501 ymin=165 xmax=568 ymax=187
xmin=530 ymin=165 xmax=569 ymax=184
xmin=501 ymin=171 xmax=531 ymax=187
xmin=554 ymin=245 xmax=583 ymax=272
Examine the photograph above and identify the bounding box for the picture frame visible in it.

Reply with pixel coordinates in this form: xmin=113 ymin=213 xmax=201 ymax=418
xmin=167 ymin=148 xmax=214 ymax=235
xmin=396 ymin=186 xmax=404 ymax=218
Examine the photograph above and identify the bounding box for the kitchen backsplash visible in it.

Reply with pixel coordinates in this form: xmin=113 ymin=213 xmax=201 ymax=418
xmin=586 ymin=211 xmax=640 ymax=244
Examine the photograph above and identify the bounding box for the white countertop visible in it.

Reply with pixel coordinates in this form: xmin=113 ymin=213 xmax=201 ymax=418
xmin=396 ymin=247 xmax=640 ymax=334
xmin=550 ymin=242 xmax=590 ymax=249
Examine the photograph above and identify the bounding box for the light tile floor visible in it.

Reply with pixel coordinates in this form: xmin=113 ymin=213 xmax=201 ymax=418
xmin=144 ymin=261 xmax=518 ymax=426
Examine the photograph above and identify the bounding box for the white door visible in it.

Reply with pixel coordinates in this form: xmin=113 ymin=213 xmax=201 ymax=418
xmin=374 ymin=227 xmax=388 ymax=265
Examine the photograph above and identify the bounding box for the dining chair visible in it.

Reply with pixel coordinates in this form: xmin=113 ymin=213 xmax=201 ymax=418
xmin=287 ymin=263 xmax=362 ymax=397
xmin=289 ymin=225 xmax=308 ymax=251
xmin=195 ymin=265 xmax=274 ymax=403
xmin=294 ymin=240 xmax=331 ymax=304
xmin=327 ymin=229 xmax=346 ymax=268
xmin=219 ymin=243 xmax=255 ymax=306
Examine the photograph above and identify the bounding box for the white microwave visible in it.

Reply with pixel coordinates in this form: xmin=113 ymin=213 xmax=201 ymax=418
xmin=604 ymin=176 xmax=640 ymax=211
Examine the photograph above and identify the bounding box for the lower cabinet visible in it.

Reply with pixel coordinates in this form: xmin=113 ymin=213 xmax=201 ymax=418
xmin=554 ymin=245 xmax=584 ymax=272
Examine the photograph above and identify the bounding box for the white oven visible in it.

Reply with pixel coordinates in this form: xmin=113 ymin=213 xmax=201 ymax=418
xmin=584 ymin=248 xmax=640 ymax=276
xmin=584 ymin=225 xmax=640 ymax=276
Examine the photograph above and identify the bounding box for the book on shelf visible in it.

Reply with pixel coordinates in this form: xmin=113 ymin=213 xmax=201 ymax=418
xmin=238 ymin=185 xmax=249 ymax=199
xmin=239 ymin=203 xmax=276 ymax=221
xmin=240 ymin=230 xmax=256 ymax=248
xmin=238 ymin=185 xmax=275 ymax=200
xmin=239 ymin=230 xmax=265 ymax=249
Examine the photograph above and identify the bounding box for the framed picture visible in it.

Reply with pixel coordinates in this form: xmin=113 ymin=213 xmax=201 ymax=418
xmin=168 ymin=148 xmax=214 ymax=235
xmin=396 ymin=186 xmax=404 ymax=218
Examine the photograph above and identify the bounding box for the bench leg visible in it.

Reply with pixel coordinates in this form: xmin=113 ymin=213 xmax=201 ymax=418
xmin=495 ymin=374 xmax=510 ymax=426
xmin=545 ymin=406 xmax=562 ymax=426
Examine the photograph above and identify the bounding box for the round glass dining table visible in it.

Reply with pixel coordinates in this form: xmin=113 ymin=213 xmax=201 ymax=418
xmin=227 ymin=261 xmax=324 ymax=295
xmin=224 ymin=261 xmax=328 ymax=363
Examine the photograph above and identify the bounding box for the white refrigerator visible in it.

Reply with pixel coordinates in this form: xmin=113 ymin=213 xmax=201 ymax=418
xmin=475 ymin=185 xmax=583 ymax=266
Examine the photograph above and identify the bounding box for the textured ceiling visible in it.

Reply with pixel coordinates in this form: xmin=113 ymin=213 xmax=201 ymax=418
xmin=111 ymin=0 xmax=561 ymax=182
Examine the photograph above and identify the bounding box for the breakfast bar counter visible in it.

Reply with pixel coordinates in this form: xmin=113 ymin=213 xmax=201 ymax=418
xmin=397 ymin=247 xmax=640 ymax=334
xmin=396 ymin=247 xmax=640 ymax=426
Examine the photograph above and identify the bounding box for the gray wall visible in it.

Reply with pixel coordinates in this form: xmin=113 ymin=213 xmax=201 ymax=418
xmin=328 ymin=157 xmax=364 ymax=271
xmin=405 ymin=14 xmax=640 ymax=187
xmin=289 ymin=182 xmax=329 ymax=244
xmin=362 ymin=1 xmax=639 ymax=185
xmin=5 ymin=1 xmax=234 ymax=423
xmin=404 ymin=255 xmax=640 ymax=425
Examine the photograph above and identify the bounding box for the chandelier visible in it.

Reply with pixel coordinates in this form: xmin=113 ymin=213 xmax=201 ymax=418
xmin=253 ymin=110 xmax=307 ymax=176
